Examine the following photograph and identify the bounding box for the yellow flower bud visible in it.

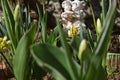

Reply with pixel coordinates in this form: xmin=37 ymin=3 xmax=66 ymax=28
xmin=14 ymin=4 xmax=20 ymax=22
xmin=78 ymin=39 xmax=87 ymax=61
xmin=3 ymin=36 xmax=7 ymax=41
xmin=7 ymin=40 xmax=11 ymax=44
xmin=96 ymin=18 xmax=102 ymax=35
xmin=0 ymin=36 xmax=11 ymax=51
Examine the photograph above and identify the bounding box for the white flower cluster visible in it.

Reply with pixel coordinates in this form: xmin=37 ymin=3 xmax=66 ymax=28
xmin=61 ymin=0 xmax=86 ymax=37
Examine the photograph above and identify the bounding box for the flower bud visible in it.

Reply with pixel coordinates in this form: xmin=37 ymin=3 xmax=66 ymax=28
xmin=3 ymin=36 xmax=7 ymax=41
xmin=14 ymin=4 xmax=20 ymax=22
xmin=96 ymin=18 xmax=102 ymax=35
xmin=78 ymin=39 xmax=87 ymax=61
xmin=7 ymin=40 xmax=11 ymax=44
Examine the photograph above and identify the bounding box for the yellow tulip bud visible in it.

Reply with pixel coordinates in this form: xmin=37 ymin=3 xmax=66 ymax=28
xmin=78 ymin=39 xmax=87 ymax=61
xmin=96 ymin=18 xmax=102 ymax=35
xmin=14 ymin=4 xmax=20 ymax=22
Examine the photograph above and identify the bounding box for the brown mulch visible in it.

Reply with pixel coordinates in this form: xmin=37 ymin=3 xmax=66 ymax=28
xmin=42 ymin=72 xmax=54 ymax=80
xmin=0 ymin=61 xmax=14 ymax=80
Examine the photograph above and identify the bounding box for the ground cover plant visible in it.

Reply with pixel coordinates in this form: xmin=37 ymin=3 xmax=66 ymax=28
xmin=0 ymin=0 xmax=119 ymax=80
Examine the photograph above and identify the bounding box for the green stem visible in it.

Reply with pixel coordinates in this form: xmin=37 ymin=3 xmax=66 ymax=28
xmin=15 ymin=22 xmax=19 ymax=44
xmin=42 ymin=0 xmax=45 ymax=14
xmin=89 ymin=3 xmax=97 ymax=31
xmin=101 ymin=0 xmax=107 ymax=21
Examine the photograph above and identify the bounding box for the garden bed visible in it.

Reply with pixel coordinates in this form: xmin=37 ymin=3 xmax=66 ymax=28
xmin=0 ymin=0 xmax=120 ymax=80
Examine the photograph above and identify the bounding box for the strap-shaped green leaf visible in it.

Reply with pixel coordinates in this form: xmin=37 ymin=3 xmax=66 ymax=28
xmin=1 ymin=0 xmax=16 ymax=49
xmin=85 ymin=0 xmax=117 ymax=80
xmin=31 ymin=43 xmax=72 ymax=80
xmin=94 ymin=0 xmax=116 ymax=58
xmin=13 ymin=23 xmax=37 ymax=80
xmin=57 ymin=20 xmax=80 ymax=80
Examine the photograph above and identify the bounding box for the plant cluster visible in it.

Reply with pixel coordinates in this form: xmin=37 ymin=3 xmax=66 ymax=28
xmin=0 ymin=0 xmax=117 ymax=80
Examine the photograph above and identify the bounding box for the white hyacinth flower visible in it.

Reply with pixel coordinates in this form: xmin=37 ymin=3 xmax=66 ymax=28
xmin=61 ymin=0 xmax=86 ymax=37
xmin=72 ymin=0 xmax=86 ymax=11
xmin=62 ymin=0 xmax=72 ymax=12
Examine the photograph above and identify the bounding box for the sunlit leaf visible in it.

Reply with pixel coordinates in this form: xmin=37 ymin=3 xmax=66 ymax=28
xmin=13 ymin=23 xmax=37 ymax=80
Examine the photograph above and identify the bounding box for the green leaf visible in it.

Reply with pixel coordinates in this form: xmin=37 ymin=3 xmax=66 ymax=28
xmin=13 ymin=23 xmax=37 ymax=80
xmin=47 ymin=27 xmax=59 ymax=45
xmin=101 ymin=0 xmax=107 ymax=22
xmin=0 ymin=23 xmax=7 ymax=35
xmin=31 ymin=43 xmax=71 ymax=80
xmin=85 ymin=1 xmax=117 ymax=80
xmin=47 ymin=32 xmax=56 ymax=44
xmin=32 ymin=62 xmax=47 ymax=79
xmin=56 ymin=19 xmax=80 ymax=80
xmin=41 ymin=11 xmax=47 ymax=43
xmin=85 ymin=56 xmax=107 ymax=80
xmin=94 ymin=0 xmax=117 ymax=57
xmin=70 ymin=36 xmax=80 ymax=51
xmin=1 ymin=0 xmax=16 ymax=49
xmin=86 ymin=29 xmax=95 ymax=51
xmin=25 ymin=6 xmax=31 ymax=30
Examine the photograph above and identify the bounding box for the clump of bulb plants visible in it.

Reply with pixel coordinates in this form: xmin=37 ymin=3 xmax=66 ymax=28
xmin=0 ymin=0 xmax=117 ymax=80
